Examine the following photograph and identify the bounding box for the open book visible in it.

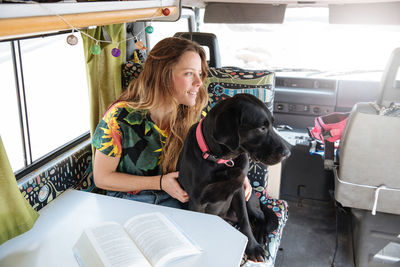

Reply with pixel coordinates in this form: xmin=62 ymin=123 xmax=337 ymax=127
xmin=73 ymin=212 xmax=201 ymax=267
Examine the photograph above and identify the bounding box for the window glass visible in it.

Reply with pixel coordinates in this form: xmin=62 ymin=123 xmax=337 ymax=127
xmin=19 ymin=33 xmax=89 ymax=161
xmin=200 ymin=7 xmax=400 ymax=81
xmin=0 ymin=42 xmax=25 ymax=171
xmin=147 ymin=18 xmax=190 ymax=48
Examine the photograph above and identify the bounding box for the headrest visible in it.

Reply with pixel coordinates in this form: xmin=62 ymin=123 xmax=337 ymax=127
xmin=205 ymin=67 xmax=275 ymax=113
xmin=174 ymin=32 xmax=221 ymax=68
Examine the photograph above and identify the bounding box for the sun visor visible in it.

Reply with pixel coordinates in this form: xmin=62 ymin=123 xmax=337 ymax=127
xmin=329 ymin=2 xmax=400 ymax=25
xmin=204 ymin=3 xmax=286 ymax=24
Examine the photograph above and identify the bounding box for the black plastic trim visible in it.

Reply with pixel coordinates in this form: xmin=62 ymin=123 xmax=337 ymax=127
xmin=0 ymin=30 xmax=72 ymax=43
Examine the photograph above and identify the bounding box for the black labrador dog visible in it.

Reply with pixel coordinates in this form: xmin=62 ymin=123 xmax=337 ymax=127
xmin=178 ymin=93 xmax=290 ymax=262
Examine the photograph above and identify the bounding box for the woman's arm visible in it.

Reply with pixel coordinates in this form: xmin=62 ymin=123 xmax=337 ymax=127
xmin=244 ymin=176 xmax=252 ymax=201
xmin=93 ymin=150 xmax=188 ymax=202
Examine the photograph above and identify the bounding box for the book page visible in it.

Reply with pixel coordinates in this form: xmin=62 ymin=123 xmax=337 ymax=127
xmin=124 ymin=212 xmax=201 ymax=267
xmin=73 ymin=232 xmax=105 ymax=267
xmin=84 ymin=222 xmax=152 ymax=267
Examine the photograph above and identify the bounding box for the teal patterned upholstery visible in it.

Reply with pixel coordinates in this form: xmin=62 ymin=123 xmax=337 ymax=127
xmin=204 ymin=67 xmax=275 ymax=113
xmin=122 ymin=61 xmax=143 ymax=90
xmin=18 ymin=139 xmax=94 ymax=211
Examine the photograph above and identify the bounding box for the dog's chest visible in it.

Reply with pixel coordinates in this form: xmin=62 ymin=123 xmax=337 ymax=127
xmin=198 ymin=164 xmax=246 ymax=203
xmin=204 ymin=197 xmax=233 ymax=216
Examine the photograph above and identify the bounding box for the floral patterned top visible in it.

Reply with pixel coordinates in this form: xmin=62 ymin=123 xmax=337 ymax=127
xmin=92 ymin=101 xmax=167 ymax=183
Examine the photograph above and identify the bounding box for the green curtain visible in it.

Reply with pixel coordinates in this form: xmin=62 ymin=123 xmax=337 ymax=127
xmin=0 ymin=136 xmax=39 ymax=245
xmin=81 ymin=24 xmax=126 ymax=140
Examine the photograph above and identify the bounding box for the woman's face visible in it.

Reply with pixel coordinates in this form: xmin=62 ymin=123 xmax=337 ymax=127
xmin=172 ymin=51 xmax=203 ymax=107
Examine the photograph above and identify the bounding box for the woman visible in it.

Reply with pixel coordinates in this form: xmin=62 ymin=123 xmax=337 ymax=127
xmin=92 ymin=37 xmax=252 ymax=208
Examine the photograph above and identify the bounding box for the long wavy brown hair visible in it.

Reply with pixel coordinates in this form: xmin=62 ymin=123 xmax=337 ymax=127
xmin=117 ymin=37 xmax=208 ymax=173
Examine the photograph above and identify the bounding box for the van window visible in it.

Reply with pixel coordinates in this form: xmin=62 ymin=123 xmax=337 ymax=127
xmin=147 ymin=12 xmax=193 ymax=48
xmin=0 ymin=41 xmax=25 ymax=171
xmin=199 ymin=7 xmax=400 ymax=81
xmin=1 ymin=33 xmax=89 ymax=172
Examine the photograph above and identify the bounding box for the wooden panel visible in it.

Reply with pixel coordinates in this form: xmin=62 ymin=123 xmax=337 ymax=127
xmin=0 ymin=6 xmax=177 ymax=39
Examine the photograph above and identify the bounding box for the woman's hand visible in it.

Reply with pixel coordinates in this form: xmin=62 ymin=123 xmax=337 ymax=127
xmin=244 ymin=176 xmax=252 ymax=201
xmin=161 ymin=171 xmax=189 ymax=203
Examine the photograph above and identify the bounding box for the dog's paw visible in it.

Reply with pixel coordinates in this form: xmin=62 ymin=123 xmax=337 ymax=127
xmin=252 ymin=205 xmax=279 ymax=244
xmin=253 ymin=222 xmax=268 ymax=245
xmin=261 ymin=204 xmax=279 ymax=233
xmin=245 ymin=242 xmax=266 ymax=263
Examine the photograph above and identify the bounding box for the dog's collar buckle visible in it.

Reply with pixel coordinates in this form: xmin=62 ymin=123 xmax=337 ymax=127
xmin=202 ymin=151 xmax=217 ymax=162
xmin=202 ymin=151 xmax=235 ymax=167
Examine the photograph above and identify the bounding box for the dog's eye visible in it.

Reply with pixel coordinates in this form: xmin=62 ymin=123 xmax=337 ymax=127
xmin=260 ymin=126 xmax=267 ymax=131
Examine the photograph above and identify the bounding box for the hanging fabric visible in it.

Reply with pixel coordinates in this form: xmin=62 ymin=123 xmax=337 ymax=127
xmin=0 ymin=136 xmax=39 ymax=245
xmin=81 ymin=24 xmax=126 ymax=151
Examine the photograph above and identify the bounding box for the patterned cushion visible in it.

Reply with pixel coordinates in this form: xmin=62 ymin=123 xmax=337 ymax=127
xmin=205 ymin=67 xmax=275 ymax=113
xmin=121 ymin=61 xmax=143 ymax=90
xmin=241 ymin=197 xmax=288 ymax=266
xmin=18 ymin=140 xmax=93 ymax=211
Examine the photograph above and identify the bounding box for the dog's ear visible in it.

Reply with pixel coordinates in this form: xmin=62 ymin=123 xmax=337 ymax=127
xmin=213 ymin=107 xmax=241 ymax=151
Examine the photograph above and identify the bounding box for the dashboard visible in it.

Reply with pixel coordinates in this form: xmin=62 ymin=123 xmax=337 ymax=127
xmin=273 ymin=76 xmax=380 ymax=129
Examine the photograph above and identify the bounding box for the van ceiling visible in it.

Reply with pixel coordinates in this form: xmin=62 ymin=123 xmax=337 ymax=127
xmin=183 ymin=0 xmax=400 ymax=25
xmin=182 ymin=0 xmax=400 ymax=8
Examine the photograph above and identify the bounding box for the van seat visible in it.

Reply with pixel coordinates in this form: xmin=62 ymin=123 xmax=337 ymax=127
xmin=18 ymin=139 xmax=94 ymax=211
xmin=335 ymin=48 xmax=400 ymax=215
xmin=334 ymin=47 xmax=400 ymax=266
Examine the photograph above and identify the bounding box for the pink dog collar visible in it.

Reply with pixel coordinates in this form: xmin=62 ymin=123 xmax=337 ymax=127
xmin=196 ymin=118 xmax=234 ymax=167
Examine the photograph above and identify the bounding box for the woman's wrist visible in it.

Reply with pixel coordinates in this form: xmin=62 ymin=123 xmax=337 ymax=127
xmin=159 ymin=174 xmax=164 ymax=191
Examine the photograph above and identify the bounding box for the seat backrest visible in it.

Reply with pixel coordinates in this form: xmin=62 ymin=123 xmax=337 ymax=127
xmin=335 ymin=47 xmax=400 ymax=215
xmin=173 ymin=32 xmax=221 ymax=68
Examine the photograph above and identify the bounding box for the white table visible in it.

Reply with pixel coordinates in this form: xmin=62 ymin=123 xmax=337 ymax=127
xmin=0 ymin=189 xmax=247 ymax=267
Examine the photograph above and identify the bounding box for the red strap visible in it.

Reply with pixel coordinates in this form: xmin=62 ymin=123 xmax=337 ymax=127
xmin=310 ymin=112 xmax=349 ymax=143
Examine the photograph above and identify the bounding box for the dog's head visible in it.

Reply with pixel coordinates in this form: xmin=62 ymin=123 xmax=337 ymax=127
xmin=211 ymin=93 xmax=290 ymax=165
